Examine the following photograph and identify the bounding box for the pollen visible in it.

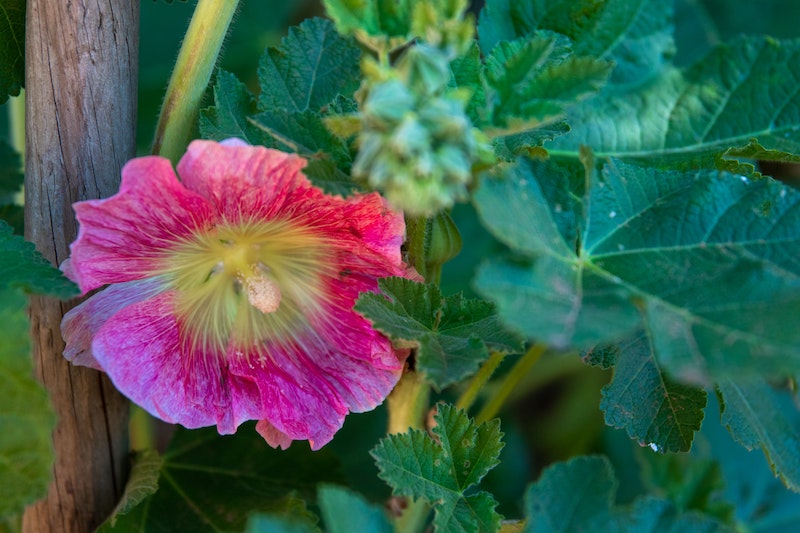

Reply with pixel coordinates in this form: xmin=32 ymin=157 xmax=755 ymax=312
xmin=243 ymin=270 xmax=282 ymax=314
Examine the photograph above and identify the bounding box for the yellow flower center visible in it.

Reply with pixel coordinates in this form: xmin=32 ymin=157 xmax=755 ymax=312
xmin=155 ymin=219 xmax=331 ymax=355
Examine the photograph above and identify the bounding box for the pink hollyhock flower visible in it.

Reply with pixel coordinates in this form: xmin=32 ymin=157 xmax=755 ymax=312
xmin=61 ymin=139 xmax=417 ymax=450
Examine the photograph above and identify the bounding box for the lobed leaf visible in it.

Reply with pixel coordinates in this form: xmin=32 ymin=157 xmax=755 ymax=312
xmin=600 ymin=332 xmax=707 ymax=453
xmin=698 ymin=392 xmax=800 ymax=530
xmin=524 ymin=456 xmax=732 ymax=532
xmin=318 ymin=485 xmax=392 ymax=533
xmin=548 ymin=36 xmax=800 ymax=166
xmin=245 ymin=495 xmax=320 ymax=533
xmin=355 ymin=277 xmax=524 ymax=390
xmin=483 ymin=32 xmax=612 ymax=134
xmin=257 ymin=17 xmax=361 ymax=113
xmin=371 ymin=404 xmax=504 ymax=533
xmin=626 ymin=497 xmax=733 ymax=533
xmin=202 ymin=21 xmax=361 ymax=196
xmin=474 ymin=158 xmax=800 ymax=384
xmin=717 ymin=379 xmax=800 ymax=493
xmin=524 ymin=455 xmax=617 ymax=532
xmin=100 ymin=425 xmax=343 ymax=532
xmin=199 ymin=70 xmax=268 ymax=146
xmin=0 ymin=220 xmax=79 ymax=298
xmin=248 ymin=109 xmax=357 ymax=196
xmin=636 ymin=451 xmax=733 ymax=521
xmin=478 ymin=0 xmax=674 ymax=86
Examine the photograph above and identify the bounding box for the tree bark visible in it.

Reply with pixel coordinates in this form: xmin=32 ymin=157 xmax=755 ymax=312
xmin=23 ymin=1 xmax=139 ymax=531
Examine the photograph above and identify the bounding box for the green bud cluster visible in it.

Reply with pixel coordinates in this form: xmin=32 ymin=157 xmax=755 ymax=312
xmin=353 ymin=45 xmax=493 ymax=217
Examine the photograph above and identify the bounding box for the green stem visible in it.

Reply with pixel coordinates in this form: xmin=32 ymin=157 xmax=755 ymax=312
xmin=8 ymin=91 xmax=25 ymax=204
xmin=152 ymin=0 xmax=239 ymax=162
xmin=129 ymin=406 xmax=156 ymax=451
xmin=476 ymin=344 xmax=546 ymax=424
xmin=8 ymin=90 xmax=25 ymax=155
xmin=455 ymin=350 xmax=506 ymax=412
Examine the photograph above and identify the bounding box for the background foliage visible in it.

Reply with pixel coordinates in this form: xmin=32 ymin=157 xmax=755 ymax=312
xmin=2 ymin=0 xmax=800 ymax=532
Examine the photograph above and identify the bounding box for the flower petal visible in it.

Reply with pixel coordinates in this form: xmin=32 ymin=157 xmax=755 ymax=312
xmin=61 ymin=279 xmax=164 ymax=370
xmin=255 ymin=420 xmax=294 ymax=450
xmin=177 ymin=140 xmax=310 ymax=223
xmin=229 ymin=307 xmax=405 ymax=450
xmin=69 ymin=156 xmax=215 ymax=293
xmin=92 ymin=291 xmax=261 ymax=434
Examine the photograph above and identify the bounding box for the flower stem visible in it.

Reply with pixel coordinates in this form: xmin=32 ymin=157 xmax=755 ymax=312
xmin=386 ymin=371 xmax=432 ymax=533
xmin=386 ymin=370 xmax=429 ymax=434
xmin=455 ymin=350 xmax=506 ymax=412
xmin=476 ymin=344 xmax=546 ymax=424
xmin=7 ymin=91 xmax=25 ymax=204
xmin=152 ymin=0 xmax=239 ymax=162
xmin=8 ymin=90 xmax=25 ymax=156
xmin=387 ymin=214 xmax=437 ymax=532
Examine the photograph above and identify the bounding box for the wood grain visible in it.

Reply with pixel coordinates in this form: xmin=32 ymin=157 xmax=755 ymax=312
xmin=23 ymin=1 xmax=139 ymax=531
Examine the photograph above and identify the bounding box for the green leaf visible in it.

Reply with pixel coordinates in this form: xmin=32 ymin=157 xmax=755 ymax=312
xmin=524 ymin=456 xmax=732 ymax=532
xmin=698 ymin=392 xmax=800 ymax=530
xmin=250 ymin=109 xmax=352 ymax=164
xmin=0 ymin=287 xmax=56 ymax=518
xmin=492 ymin=121 xmax=571 ymax=160
xmin=246 ymin=515 xmax=317 ymax=533
xmin=717 ymin=379 xmax=800 ymax=493
xmin=474 ymin=158 xmax=800 ymax=383
xmin=107 ymin=450 xmax=162 ymax=526
xmin=474 ymin=158 xmax=640 ymax=349
xmin=0 ymin=221 xmax=78 ymax=297
xmin=0 ymin=0 xmax=24 ymax=103
xmin=257 ymin=17 xmax=361 ymax=113
xmin=371 ymin=404 xmax=504 ymax=533
xmin=483 ymin=32 xmax=613 ymax=133
xmin=548 ymin=36 xmax=800 ymax=164
xmin=355 ymin=277 xmax=524 ymax=390
xmin=201 ymin=72 xmax=359 ymax=197
xmin=100 ymin=425 xmax=343 ymax=532
xmin=245 ymin=495 xmax=321 ymax=533
xmin=199 ymin=70 xmax=269 ymax=146
xmin=448 ymin=41 xmax=486 ymax=124
xmin=318 ymin=485 xmax=392 ymax=533
xmin=600 ymin=331 xmax=707 ymax=453
xmin=248 ymin=109 xmax=357 ymax=196
xmin=478 ymin=0 xmax=674 ymax=86
xmin=524 ymin=455 xmax=617 ymax=531
xmin=626 ymin=497 xmax=733 ymax=533
xmin=0 ymin=140 xmax=23 ymax=204
xmin=637 ymin=450 xmax=733 ymax=521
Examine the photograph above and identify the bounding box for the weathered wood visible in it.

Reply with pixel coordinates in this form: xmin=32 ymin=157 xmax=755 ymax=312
xmin=23 ymin=1 xmax=139 ymax=531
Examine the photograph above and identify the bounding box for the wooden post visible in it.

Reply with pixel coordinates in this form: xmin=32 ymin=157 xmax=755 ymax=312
xmin=23 ymin=1 xmax=139 ymax=531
